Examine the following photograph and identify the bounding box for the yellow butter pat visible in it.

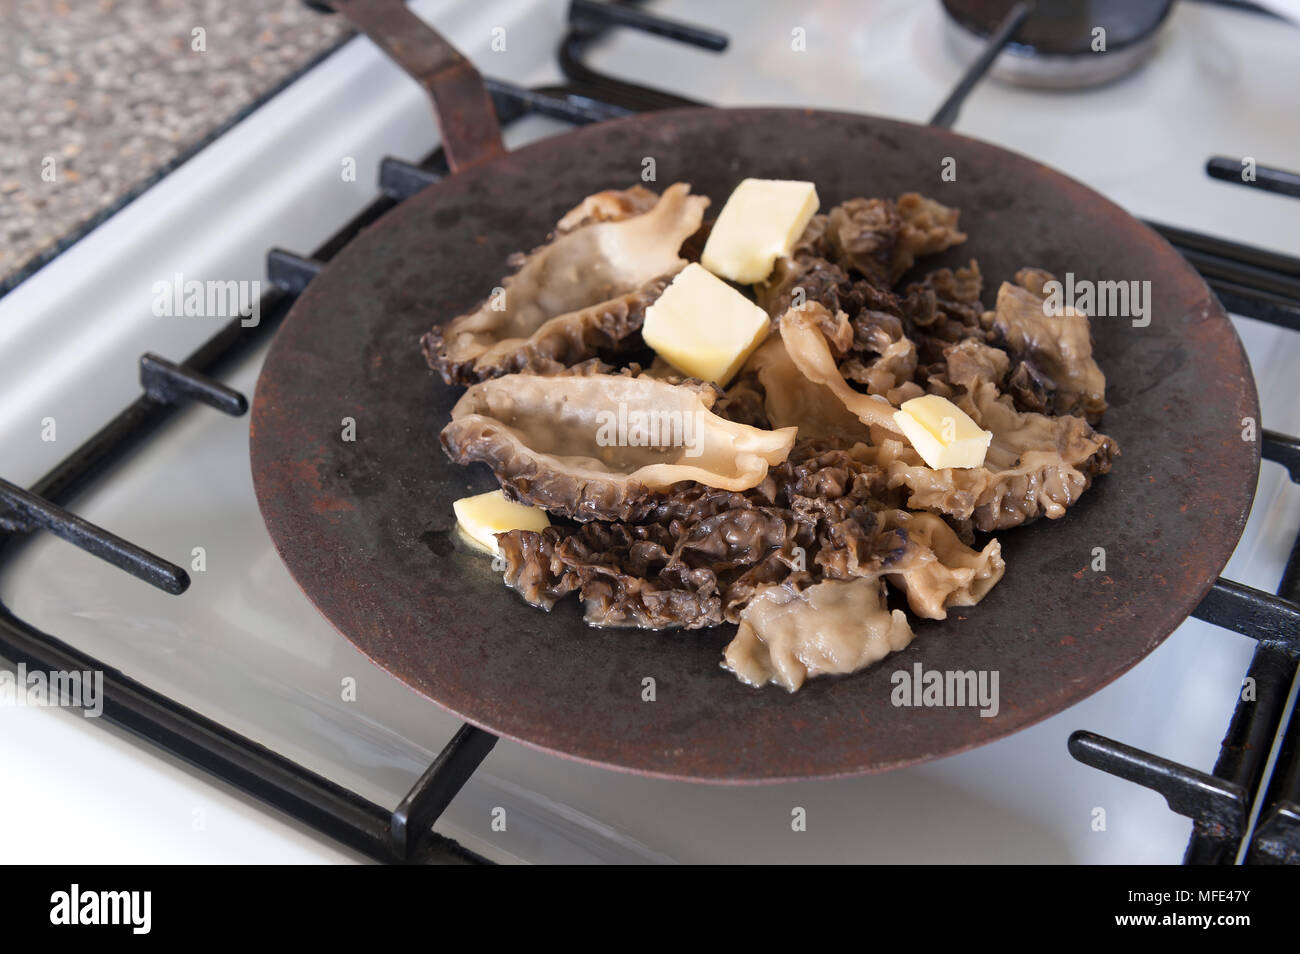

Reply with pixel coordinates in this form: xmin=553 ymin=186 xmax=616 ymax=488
xmin=641 ymin=262 xmax=770 ymax=386
xmin=701 ymin=178 xmax=820 ymax=283
xmin=892 ymin=395 xmax=993 ymax=470
xmin=453 ymin=490 xmax=550 ymax=555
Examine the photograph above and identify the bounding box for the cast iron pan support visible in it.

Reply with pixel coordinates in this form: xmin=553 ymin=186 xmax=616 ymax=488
xmin=0 ymin=236 xmax=500 ymax=864
xmin=559 ymin=0 xmax=728 ymax=111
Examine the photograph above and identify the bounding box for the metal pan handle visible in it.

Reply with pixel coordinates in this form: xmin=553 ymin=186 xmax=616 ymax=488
xmin=330 ymin=0 xmax=504 ymax=172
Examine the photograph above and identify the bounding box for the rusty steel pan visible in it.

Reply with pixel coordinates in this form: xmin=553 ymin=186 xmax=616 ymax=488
xmin=249 ymin=5 xmax=1258 ymax=782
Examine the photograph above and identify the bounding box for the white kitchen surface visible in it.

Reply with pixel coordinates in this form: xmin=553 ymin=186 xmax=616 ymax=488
xmin=1 ymin=0 xmax=1297 ymax=863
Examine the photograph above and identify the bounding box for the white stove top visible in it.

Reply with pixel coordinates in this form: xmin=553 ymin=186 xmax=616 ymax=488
xmin=1 ymin=0 xmax=1297 ymax=863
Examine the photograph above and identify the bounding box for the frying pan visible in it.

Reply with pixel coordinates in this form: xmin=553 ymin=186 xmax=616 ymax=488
xmin=250 ymin=2 xmax=1259 ymax=782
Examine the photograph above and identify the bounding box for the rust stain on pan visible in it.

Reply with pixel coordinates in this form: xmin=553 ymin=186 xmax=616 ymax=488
xmin=249 ymin=108 xmax=1259 ymax=783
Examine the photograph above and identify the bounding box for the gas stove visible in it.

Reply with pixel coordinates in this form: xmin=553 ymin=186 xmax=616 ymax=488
xmin=1 ymin=0 xmax=1297 ymax=864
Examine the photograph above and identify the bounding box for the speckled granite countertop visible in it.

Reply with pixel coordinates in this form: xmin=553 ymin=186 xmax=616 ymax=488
xmin=0 ymin=0 xmax=350 ymax=289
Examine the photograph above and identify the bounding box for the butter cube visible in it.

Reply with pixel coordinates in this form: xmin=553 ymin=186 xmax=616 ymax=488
xmin=642 ymin=263 xmax=770 ymax=386
xmin=701 ymin=179 xmax=820 ymax=283
xmin=892 ymin=395 xmax=993 ymax=470
xmin=453 ymin=490 xmax=550 ymax=555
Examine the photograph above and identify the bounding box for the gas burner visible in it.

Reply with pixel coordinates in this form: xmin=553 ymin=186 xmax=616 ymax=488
xmin=942 ymin=0 xmax=1174 ymax=89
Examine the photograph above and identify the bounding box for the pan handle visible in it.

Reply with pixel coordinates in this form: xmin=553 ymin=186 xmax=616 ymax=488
xmin=330 ymin=0 xmax=504 ymax=172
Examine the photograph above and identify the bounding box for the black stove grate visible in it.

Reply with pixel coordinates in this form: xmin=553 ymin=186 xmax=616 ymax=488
xmin=1 ymin=0 xmax=1298 ymax=865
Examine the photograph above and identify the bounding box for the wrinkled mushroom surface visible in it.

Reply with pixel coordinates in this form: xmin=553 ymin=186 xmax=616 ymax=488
xmin=423 ymin=183 xmax=708 ymax=384
xmin=441 ymin=372 xmax=796 ymax=522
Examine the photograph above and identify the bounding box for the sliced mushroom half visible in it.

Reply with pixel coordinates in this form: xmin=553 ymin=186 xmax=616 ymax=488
xmin=441 ymin=372 xmax=797 ymax=521
xmin=423 ymin=183 xmax=709 ymax=384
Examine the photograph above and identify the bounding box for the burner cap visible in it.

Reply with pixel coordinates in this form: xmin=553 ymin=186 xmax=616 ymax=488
xmin=942 ymin=0 xmax=1175 ymax=88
